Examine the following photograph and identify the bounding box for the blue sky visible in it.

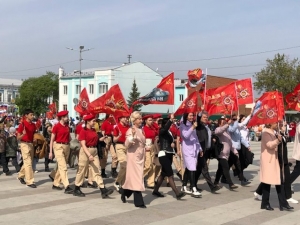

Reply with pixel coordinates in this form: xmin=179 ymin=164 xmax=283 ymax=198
xmin=0 ymin=0 xmax=299 ymax=81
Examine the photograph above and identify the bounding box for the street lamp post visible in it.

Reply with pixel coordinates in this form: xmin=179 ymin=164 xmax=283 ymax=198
xmin=66 ymin=46 xmax=93 ymax=92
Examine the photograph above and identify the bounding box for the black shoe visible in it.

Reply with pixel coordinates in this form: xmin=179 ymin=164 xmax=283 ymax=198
xmin=280 ymin=205 xmax=294 ymax=211
xmin=211 ymin=185 xmax=221 ymax=193
xmin=100 ymin=187 xmax=114 ymax=199
xmin=88 ymin=182 xmax=98 ymax=189
xmin=229 ymin=184 xmax=238 ymax=190
xmin=166 ymin=183 xmax=171 ymax=187
xmin=111 ymin=170 xmax=118 ymax=179
xmin=52 ymin=185 xmax=63 ymax=190
xmin=152 ymin=191 xmax=165 ymax=197
xmin=48 ymin=175 xmax=54 ymax=182
xmin=80 ymin=182 xmax=88 ymax=188
xmin=261 ymin=204 xmax=274 ymax=211
xmin=73 ymin=188 xmax=85 ymax=197
xmin=5 ymin=171 xmax=12 ymax=176
xmin=121 ymin=193 xmax=127 ymax=203
xmin=147 ymin=186 xmax=155 ymax=189
xmin=45 ymin=167 xmax=50 ymax=172
xmin=241 ymin=180 xmax=251 ymax=186
xmin=27 ymin=184 xmax=37 ymax=188
xmin=176 ymin=192 xmax=186 ymax=200
xmin=136 ymin=205 xmax=147 ymax=208
xmin=176 ymin=172 xmax=182 ymax=181
xmin=64 ymin=186 xmax=74 ymax=194
xmin=18 ymin=177 xmax=26 ymax=185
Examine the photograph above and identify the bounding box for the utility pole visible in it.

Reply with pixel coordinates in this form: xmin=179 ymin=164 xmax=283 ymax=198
xmin=128 ymin=54 xmax=132 ymax=64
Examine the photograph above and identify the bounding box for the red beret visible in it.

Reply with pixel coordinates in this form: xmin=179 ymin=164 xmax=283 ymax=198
xmin=142 ymin=114 xmax=153 ymax=120
xmin=83 ymin=114 xmax=95 ymax=121
xmin=152 ymin=113 xmax=162 ymax=119
xmin=57 ymin=110 xmax=69 ymax=117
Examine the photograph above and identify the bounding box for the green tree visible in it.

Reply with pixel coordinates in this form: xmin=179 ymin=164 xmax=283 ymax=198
xmin=254 ymin=53 xmax=300 ymax=97
xmin=127 ymin=79 xmax=142 ymax=111
xmin=15 ymin=71 xmax=58 ymax=115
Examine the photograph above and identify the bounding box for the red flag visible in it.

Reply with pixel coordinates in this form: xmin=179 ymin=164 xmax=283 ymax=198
xmin=248 ymin=91 xmax=284 ymax=127
xmin=186 ymin=68 xmax=206 ymax=92
xmin=174 ymin=91 xmax=198 ymax=116
xmin=74 ymin=88 xmax=90 ymax=115
xmin=205 ymin=83 xmax=238 ymax=115
xmin=35 ymin=119 xmax=42 ymax=130
xmin=48 ymin=102 xmax=57 ymax=114
xmin=132 ymin=73 xmax=174 ymax=106
xmin=235 ymin=78 xmax=254 ymax=105
xmin=285 ymin=84 xmax=300 ymax=111
xmin=46 ymin=112 xmax=54 ymax=119
xmin=89 ymin=84 xmax=129 ymax=117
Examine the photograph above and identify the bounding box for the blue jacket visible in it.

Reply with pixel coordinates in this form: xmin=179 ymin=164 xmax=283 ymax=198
xmin=228 ymin=121 xmax=250 ymax=150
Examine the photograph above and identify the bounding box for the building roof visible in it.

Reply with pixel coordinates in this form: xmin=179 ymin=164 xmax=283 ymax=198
xmin=0 ymin=78 xmax=22 ymax=86
xmin=62 ymin=62 xmax=144 ymax=78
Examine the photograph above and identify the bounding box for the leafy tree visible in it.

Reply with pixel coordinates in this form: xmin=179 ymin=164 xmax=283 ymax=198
xmin=127 ymin=79 xmax=142 ymax=111
xmin=254 ymin=54 xmax=300 ymax=97
xmin=15 ymin=71 xmax=58 ymax=115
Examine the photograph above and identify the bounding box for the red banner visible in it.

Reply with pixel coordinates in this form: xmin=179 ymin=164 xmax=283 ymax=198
xmin=48 ymin=102 xmax=57 ymax=114
xmin=174 ymin=91 xmax=199 ymax=116
xmin=235 ymin=78 xmax=254 ymax=105
xmin=132 ymin=73 xmax=174 ymax=106
xmin=286 ymin=84 xmax=300 ymax=111
xmin=74 ymin=88 xmax=90 ymax=115
xmin=46 ymin=112 xmax=54 ymax=119
xmin=89 ymin=84 xmax=129 ymax=117
xmin=35 ymin=119 xmax=42 ymax=130
xmin=248 ymin=91 xmax=284 ymax=127
xmin=205 ymin=82 xmax=238 ymax=115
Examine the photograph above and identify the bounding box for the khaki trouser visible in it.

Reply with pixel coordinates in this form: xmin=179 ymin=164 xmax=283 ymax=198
xmin=101 ymin=137 xmax=118 ymax=169
xmin=143 ymin=145 xmax=156 ymax=187
xmin=18 ymin=143 xmax=34 ymax=185
xmin=75 ymin=147 xmax=104 ymax=188
xmin=115 ymin=143 xmax=127 ymax=185
xmin=53 ymin=143 xmax=70 ymax=188
xmin=49 ymin=162 xmax=60 ymax=183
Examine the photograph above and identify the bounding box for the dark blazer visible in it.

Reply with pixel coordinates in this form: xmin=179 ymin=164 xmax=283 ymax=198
xmin=278 ymin=130 xmax=288 ymax=166
xmin=159 ymin=120 xmax=174 ymax=153
xmin=196 ymin=113 xmax=209 ymax=151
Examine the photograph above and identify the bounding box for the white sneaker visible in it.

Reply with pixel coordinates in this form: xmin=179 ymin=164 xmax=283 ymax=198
xmin=34 ymin=170 xmax=39 ymax=173
xmin=191 ymin=187 xmax=202 ymax=198
xmin=181 ymin=186 xmax=192 ymax=195
xmin=254 ymin=192 xmax=262 ymax=201
xmin=287 ymin=198 xmax=299 ymax=204
xmin=114 ymin=182 xmax=120 ymax=192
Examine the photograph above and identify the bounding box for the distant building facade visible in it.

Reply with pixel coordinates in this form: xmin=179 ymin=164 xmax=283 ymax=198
xmin=0 ymin=78 xmax=22 ymax=104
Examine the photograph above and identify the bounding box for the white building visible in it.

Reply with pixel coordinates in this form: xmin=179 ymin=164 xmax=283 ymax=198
xmin=0 ymin=78 xmax=22 ymax=104
xmin=59 ymin=62 xmax=173 ymax=117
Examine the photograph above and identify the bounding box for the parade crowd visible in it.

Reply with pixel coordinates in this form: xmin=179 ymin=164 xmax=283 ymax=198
xmin=1 ymin=109 xmax=300 ymax=211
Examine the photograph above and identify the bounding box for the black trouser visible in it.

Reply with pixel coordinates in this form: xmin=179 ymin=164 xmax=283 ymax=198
xmin=195 ymin=150 xmax=215 ymax=190
xmin=6 ymin=157 xmax=20 ymax=173
xmin=215 ymin=158 xmax=234 ymax=186
xmin=122 ymin=189 xmax=144 ymax=207
xmin=183 ymin=168 xmax=196 ymax=189
xmin=256 ymin=164 xmax=292 ymax=200
xmin=0 ymin=152 xmax=9 ymax=173
xmin=261 ymin=183 xmax=288 ymax=208
xmin=45 ymin=157 xmax=50 ymax=169
xmin=290 ymin=160 xmax=300 ymax=184
xmin=227 ymin=152 xmax=244 ymax=181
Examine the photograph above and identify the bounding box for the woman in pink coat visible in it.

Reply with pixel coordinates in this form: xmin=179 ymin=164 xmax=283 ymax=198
xmin=259 ymin=123 xmax=293 ymax=211
xmin=121 ymin=111 xmax=146 ymax=208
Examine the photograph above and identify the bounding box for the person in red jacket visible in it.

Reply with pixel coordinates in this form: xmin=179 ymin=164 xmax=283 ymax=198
xmin=289 ymin=121 xmax=296 ymax=143
xmin=17 ymin=109 xmax=37 ymax=188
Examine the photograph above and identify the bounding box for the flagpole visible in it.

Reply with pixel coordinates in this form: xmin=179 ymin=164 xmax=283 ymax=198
xmin=204 ymin=68 xmax=207 ymax=106
xmin=235 ymin=82 xmax=239 ymax=116
xmin=250 ymin=77 xmax=255 ymax=104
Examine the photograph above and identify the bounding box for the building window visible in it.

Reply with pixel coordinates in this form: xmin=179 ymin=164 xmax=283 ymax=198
xmin=0 ymin=93 xmax=2 ymax=102
xmin=63 ymin=104 xmax=67 ymax=110
xmin=7 ymin=93 xmax=12 ymax=103
xmin=179 ymin=94 xmax=184 ymax=101
xmin=99 ymin=82 xmax=108 ymax=94
xmin=15 ymin=94 xmax=19 ymax=99
xmin=75 ymin=85 xmax=80 ymax=94
xmin=63 ymin=85 xmax=68 ymax=95
xmin=89 ymin=84 xmax=94 ymax=94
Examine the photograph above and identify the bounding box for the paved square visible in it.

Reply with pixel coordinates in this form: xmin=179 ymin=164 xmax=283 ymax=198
xmin=0 ymin=142 xmax=299 ymax=225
